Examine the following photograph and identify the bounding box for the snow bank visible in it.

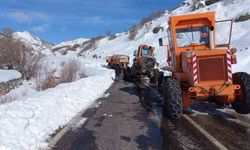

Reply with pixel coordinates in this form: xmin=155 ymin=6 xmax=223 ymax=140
xmin=0 ymin=70 xmax=22 ymax=83
xmin=0 ymin=68 xmax=114 ymax=150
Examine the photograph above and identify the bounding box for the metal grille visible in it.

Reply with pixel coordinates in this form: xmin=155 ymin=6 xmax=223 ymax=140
xmin=197 ymin=56 xmax=227 ymax=82
xmin=142 ymin=57 xmax=156 ymax=70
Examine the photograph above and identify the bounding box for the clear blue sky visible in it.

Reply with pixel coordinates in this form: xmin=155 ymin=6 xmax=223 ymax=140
xmin=0 ymin=0 xmax=182 ymax=44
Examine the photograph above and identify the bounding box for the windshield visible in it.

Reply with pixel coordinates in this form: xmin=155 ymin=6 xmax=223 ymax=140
xmin=141 ymin=47 xmax=152 ymax=56
xmin=176 ymin=26 xmax=209 ymax=47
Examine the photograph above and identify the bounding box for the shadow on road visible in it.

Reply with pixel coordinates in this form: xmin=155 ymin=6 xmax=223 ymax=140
xmin=191 ymin=101 xmax=237 ymax=119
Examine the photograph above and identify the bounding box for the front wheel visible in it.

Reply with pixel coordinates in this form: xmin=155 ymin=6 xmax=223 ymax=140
xmin=163 ymin=77 xmax=183 ymax=118
xmin=232 ymin=72 xmax=250 ymax=114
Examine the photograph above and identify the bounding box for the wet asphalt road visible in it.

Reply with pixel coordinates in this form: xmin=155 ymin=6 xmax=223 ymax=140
xmin=53 ymin=82 xmax=162 ymax=150
xmin=52 ymin=81 xmax=250 ymax=150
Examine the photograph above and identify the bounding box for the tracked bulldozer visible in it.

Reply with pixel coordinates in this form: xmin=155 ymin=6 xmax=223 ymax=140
xmin=158 ymin=12 xmax=250 ymax=118
xmin=130 ymin=45 xmax=159 ymax=83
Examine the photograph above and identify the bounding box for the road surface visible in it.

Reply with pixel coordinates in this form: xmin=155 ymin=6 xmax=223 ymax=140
xmin=51 ymin=81 xmax=250 ymax=150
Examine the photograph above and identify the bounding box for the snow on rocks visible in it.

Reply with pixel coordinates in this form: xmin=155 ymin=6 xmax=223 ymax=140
xmin=52 ymin=38 xmax=89 ymax=49
xmin=12 ymin=31 xmax=53 ymax=54
xmin=0 ymin=70 xmax=22 ymax=83
xmin=0 ymin=66 xmax=114 ymax=150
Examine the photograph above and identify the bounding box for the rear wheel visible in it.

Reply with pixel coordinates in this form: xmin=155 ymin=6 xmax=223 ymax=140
xmin=232 ymin=72 xmax=250 ymax=114
xmin=163 ymin=77 xmax=183 ymax=118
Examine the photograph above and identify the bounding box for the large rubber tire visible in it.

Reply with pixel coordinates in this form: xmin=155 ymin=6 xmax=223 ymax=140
xmin=157 ymin=72 xmax=164 ymax=94
xmin=232 ymin=72 xmax=250 ymax=114
xmin=163 ymin=77 xmax=183 ymax=118
xmin=150 ymin=69 xmax=159 ymax=84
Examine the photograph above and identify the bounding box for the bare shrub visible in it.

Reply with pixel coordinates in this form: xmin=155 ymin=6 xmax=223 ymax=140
xmin=106 ymin=30 xmax=117 ymax=41
xmin=79 ymin=70 xmax=87 ymax=78
xmin=127 ymin=9 xmax=165 ymax=40
xmin=36 ymin=60 xmax=85 ymax=91
xmin=39 ymin=72 xmax=57 ymax=91
xmin=223 ymin=0 xmax=235 ymax=5
xmin=2 ymin=28 xmax=14 ymax=38
xmin=52 ymin=44 xmax=79 ymax=55
xmin=72 ymin=44 xmax=80 ymax=50
xmin=0 ymin=94 xmax=15 ymax=104
xmin=22 ymin=52 xmax=44 ymax=80
xmin=0 ymin=36 xmax=44 ymax=80
xmin=109 ymin=34 xmax=117 ymax=40
xmin=139 ymin=10 xmax=165 ymax=27
xmin=128 ymin=25 xmax=139 ymax=40
xmin=52 ymin=46 xmax=70 ymax=52
xmin=59 ymin=60 xmax=80 ymax=83
xmin=83 ymin=36 xmax=104 ymax=51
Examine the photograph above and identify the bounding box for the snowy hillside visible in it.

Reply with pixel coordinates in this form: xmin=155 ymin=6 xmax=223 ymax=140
xmin=63 ymin=0 xmax=249 ymax=73
xmin=13 ymin=31 xmax=53 ymax=54
xmin=52 ymin=38 xmax=89 ymax=55
xmin=53 ymin=38 xmax=89 ymax=49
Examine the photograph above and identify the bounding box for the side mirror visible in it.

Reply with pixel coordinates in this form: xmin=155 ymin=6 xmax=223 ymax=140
xmin=133 ymin=50 xmax=137 ymax=56
xmin=159 ymin=38 xmax=163 ymax=46
xmin=210 ymin=26 xmax=214 ymax=31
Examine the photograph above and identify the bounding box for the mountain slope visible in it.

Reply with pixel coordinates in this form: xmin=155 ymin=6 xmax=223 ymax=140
xmin=12 ymin=31 xmax=53 ymax=54
xmin=73 ymin=0 xmax=250 ymax=73
xmin=52 ymin=38 xmax=89 ymax=55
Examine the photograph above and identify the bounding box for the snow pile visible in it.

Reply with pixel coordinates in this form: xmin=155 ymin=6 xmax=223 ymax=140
xmin=0 ymin=66 xmax=114 ymax=150
xmin=0 ymin=70 xmax=22 ymax=83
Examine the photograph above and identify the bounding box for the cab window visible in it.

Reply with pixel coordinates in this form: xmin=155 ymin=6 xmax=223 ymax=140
xmin=176 ymin=26 xmax=209 ymax=47
xmin=141 ymin=47 xmax=152 ymax=56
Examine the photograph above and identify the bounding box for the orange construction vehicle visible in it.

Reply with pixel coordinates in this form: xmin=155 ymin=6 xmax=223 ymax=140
xmin=106 ymin=54 xmax=129 ymax=69
xmin=158 ymin=12 xmax=250 ymax=118
xmin=130 ymin=45 xmax=159 ymax=83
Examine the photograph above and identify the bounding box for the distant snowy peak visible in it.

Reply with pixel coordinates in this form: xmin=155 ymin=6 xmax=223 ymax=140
xmin=52 ymin=38 xmax=90 ymax=55
xmin=54 ymin=38 xmax=89 ymax=49
xmin=12 ymin=31 xmax=53 ymax=54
